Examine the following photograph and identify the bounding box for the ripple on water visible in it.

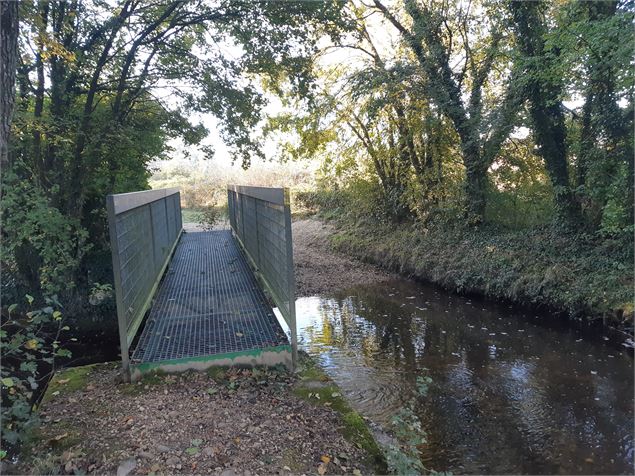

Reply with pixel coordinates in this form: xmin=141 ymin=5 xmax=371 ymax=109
xmin=287 ymin=280 xmax=634 ymax=475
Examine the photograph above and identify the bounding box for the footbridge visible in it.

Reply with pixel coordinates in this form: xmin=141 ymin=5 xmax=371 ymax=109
xmin=106 ymin=186 xmax=297 ymax=382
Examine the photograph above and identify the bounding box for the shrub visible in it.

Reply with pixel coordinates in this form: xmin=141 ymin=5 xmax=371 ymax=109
xmin=1 ymin=170 xmax=90 ymax=296
xmin=1 ymin=294 xmax=72 ymax=458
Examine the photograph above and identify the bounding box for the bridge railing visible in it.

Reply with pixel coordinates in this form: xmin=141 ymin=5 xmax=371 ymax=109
xmin=227 ymin=185 xmax=297 ymax=368
xmin=106 ymin=188 xmax=182 ymax=378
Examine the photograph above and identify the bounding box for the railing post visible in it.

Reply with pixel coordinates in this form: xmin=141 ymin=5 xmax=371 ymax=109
xmin=240 ymin=191 xmax=245 ymax=240
xmin=106 ymin=195 xmax=131 ymax=382
xmin=148 ymin=203 xmax=157 ymax=274
xmin=164 ymin=192 xmax=170 ymax=247
xmin=254 ymin=199 xmax=260 ymax=270
xmin=283 ymin=188 xmax=298 ymax=371
xmin=176 ymin=192 xmax=182 ymax=232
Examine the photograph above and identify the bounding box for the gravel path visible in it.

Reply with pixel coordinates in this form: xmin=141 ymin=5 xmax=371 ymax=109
xmin=21 ymin=365 xmax=375 ymax=475
xmin=292 ymin=219 xmax=394 ymax=297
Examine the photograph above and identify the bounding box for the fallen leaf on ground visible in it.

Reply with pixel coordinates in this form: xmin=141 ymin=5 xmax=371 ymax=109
xmin=321 ymin=455 xmax=331 ymax=464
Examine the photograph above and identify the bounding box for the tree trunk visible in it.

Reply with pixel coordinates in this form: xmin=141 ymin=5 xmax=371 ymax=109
xmin=0 ymin=0 xmax=19 ymax=169
xmin=530 ymin=96 xmax=579 ymax=222
xmin=511 ymin=0 xmax=580 ymax=225
xmin=67 ymin=0 xmax=134 ymax=217
xmin=464 ymin=152 xmax=488 ymax=224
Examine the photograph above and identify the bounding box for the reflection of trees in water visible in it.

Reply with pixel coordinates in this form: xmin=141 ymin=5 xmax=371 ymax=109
xmin=300 ymin=290 xmax=634 ymax=474
xmin=342 ymin=293 xmax=420 ymax=376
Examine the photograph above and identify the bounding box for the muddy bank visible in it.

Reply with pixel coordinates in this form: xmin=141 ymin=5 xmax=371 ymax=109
xmin=292 ymin=219 xmax=394 ymax=297
xmin=15 ymin=361 xmax=382 ymax=475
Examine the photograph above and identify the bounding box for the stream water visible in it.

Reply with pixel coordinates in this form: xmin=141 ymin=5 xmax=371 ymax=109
xmin=292 ymin=279 xmax=634 ymax=474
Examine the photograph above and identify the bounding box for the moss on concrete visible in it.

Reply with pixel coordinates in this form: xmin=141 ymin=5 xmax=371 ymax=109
xmin=294 ymin=353 xmax=387 ymax=473
xmin=118 ymin=369 xmax=167 ymax=395
xmin=41 ymin=364 xmax=101 ymax=404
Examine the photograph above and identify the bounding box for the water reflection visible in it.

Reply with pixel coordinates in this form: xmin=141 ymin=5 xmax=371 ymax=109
xmin=293 ymin=280 xmax=634 ymax=474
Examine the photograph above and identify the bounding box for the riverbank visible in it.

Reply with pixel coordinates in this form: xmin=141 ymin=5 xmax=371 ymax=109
xmin=293 ymin=208 xmax=633 ymax=330
xmin=13 ymin=358 xmax=384 ymax=475
xmin=293 ymin=219 xmax=395 ymax=296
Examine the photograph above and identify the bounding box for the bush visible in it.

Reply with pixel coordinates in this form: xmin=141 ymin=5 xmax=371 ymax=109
xmin=1 ymin=294 xmax=72 ymax=458
xmin=1 ymin=170 xmax=90 ymax=296
xmin=296 ymin=179 xmax=394 ymax=223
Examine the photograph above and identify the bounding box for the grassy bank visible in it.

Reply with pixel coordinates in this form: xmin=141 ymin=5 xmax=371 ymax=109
xmin=296 ymin=190 xmax=633 ymax=329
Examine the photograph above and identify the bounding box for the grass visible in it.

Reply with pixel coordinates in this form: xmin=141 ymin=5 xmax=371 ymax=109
xmin=182 ymin=208 xmax=202 ymax=223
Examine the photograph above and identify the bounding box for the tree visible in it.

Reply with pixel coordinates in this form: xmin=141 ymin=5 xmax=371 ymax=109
xmin=510 ymin=0 xmax=580 ymax=224
xmin=370 ymin=0 xmax=524 ymax=223
xmin=266 ymin=4 xmax=461 ymax=220
xmin=1 ymin=0 xmax=18 ymax=168
xmin=4 ymin=0 xmax=349 ymax=297
xmin=566 ymin=0 xmax=634 ymax=231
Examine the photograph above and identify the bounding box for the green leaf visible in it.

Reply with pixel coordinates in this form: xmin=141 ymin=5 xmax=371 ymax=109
xmin=20 ymin=361 xmax=37 ymax=374
xmin=191 ymin=438 xmax=202 ymax=447
xmin=1 ymin=377 xmax=14 ymax=387
xmin=53 ymin=310 xmax=62 ymax=320
xmin=8 ymin=303 xmax=18 ymax=313
xmin=25 ymin=294 xmax=34 ymax=305
xmin=185 ymin=447 xmax=199 ymax=455
xmin=61 ymin=325 xmax=70 ymax=331
xmin=55 ymin=349 xmax=72 ymax=358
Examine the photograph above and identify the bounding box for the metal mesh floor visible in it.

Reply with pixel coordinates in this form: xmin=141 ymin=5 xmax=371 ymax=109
xmin=131 ymin=229 xmax=288 ymax=363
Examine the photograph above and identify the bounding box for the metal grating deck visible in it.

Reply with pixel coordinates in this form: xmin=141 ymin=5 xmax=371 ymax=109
xmin=131 ymin=229 xmax=289 ymax=363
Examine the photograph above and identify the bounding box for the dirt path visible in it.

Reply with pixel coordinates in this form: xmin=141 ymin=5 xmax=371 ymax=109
xmin=12 ymin=218 xmax=392 ymax=476
xmin=292 ymin=219 xmax=394 ymax=297
xmin=18 ymin=362 xmax=380 ymax=475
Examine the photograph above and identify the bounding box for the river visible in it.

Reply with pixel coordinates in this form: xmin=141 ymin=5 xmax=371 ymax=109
xmin=292 ymin=278 xmax=634 ymax=474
